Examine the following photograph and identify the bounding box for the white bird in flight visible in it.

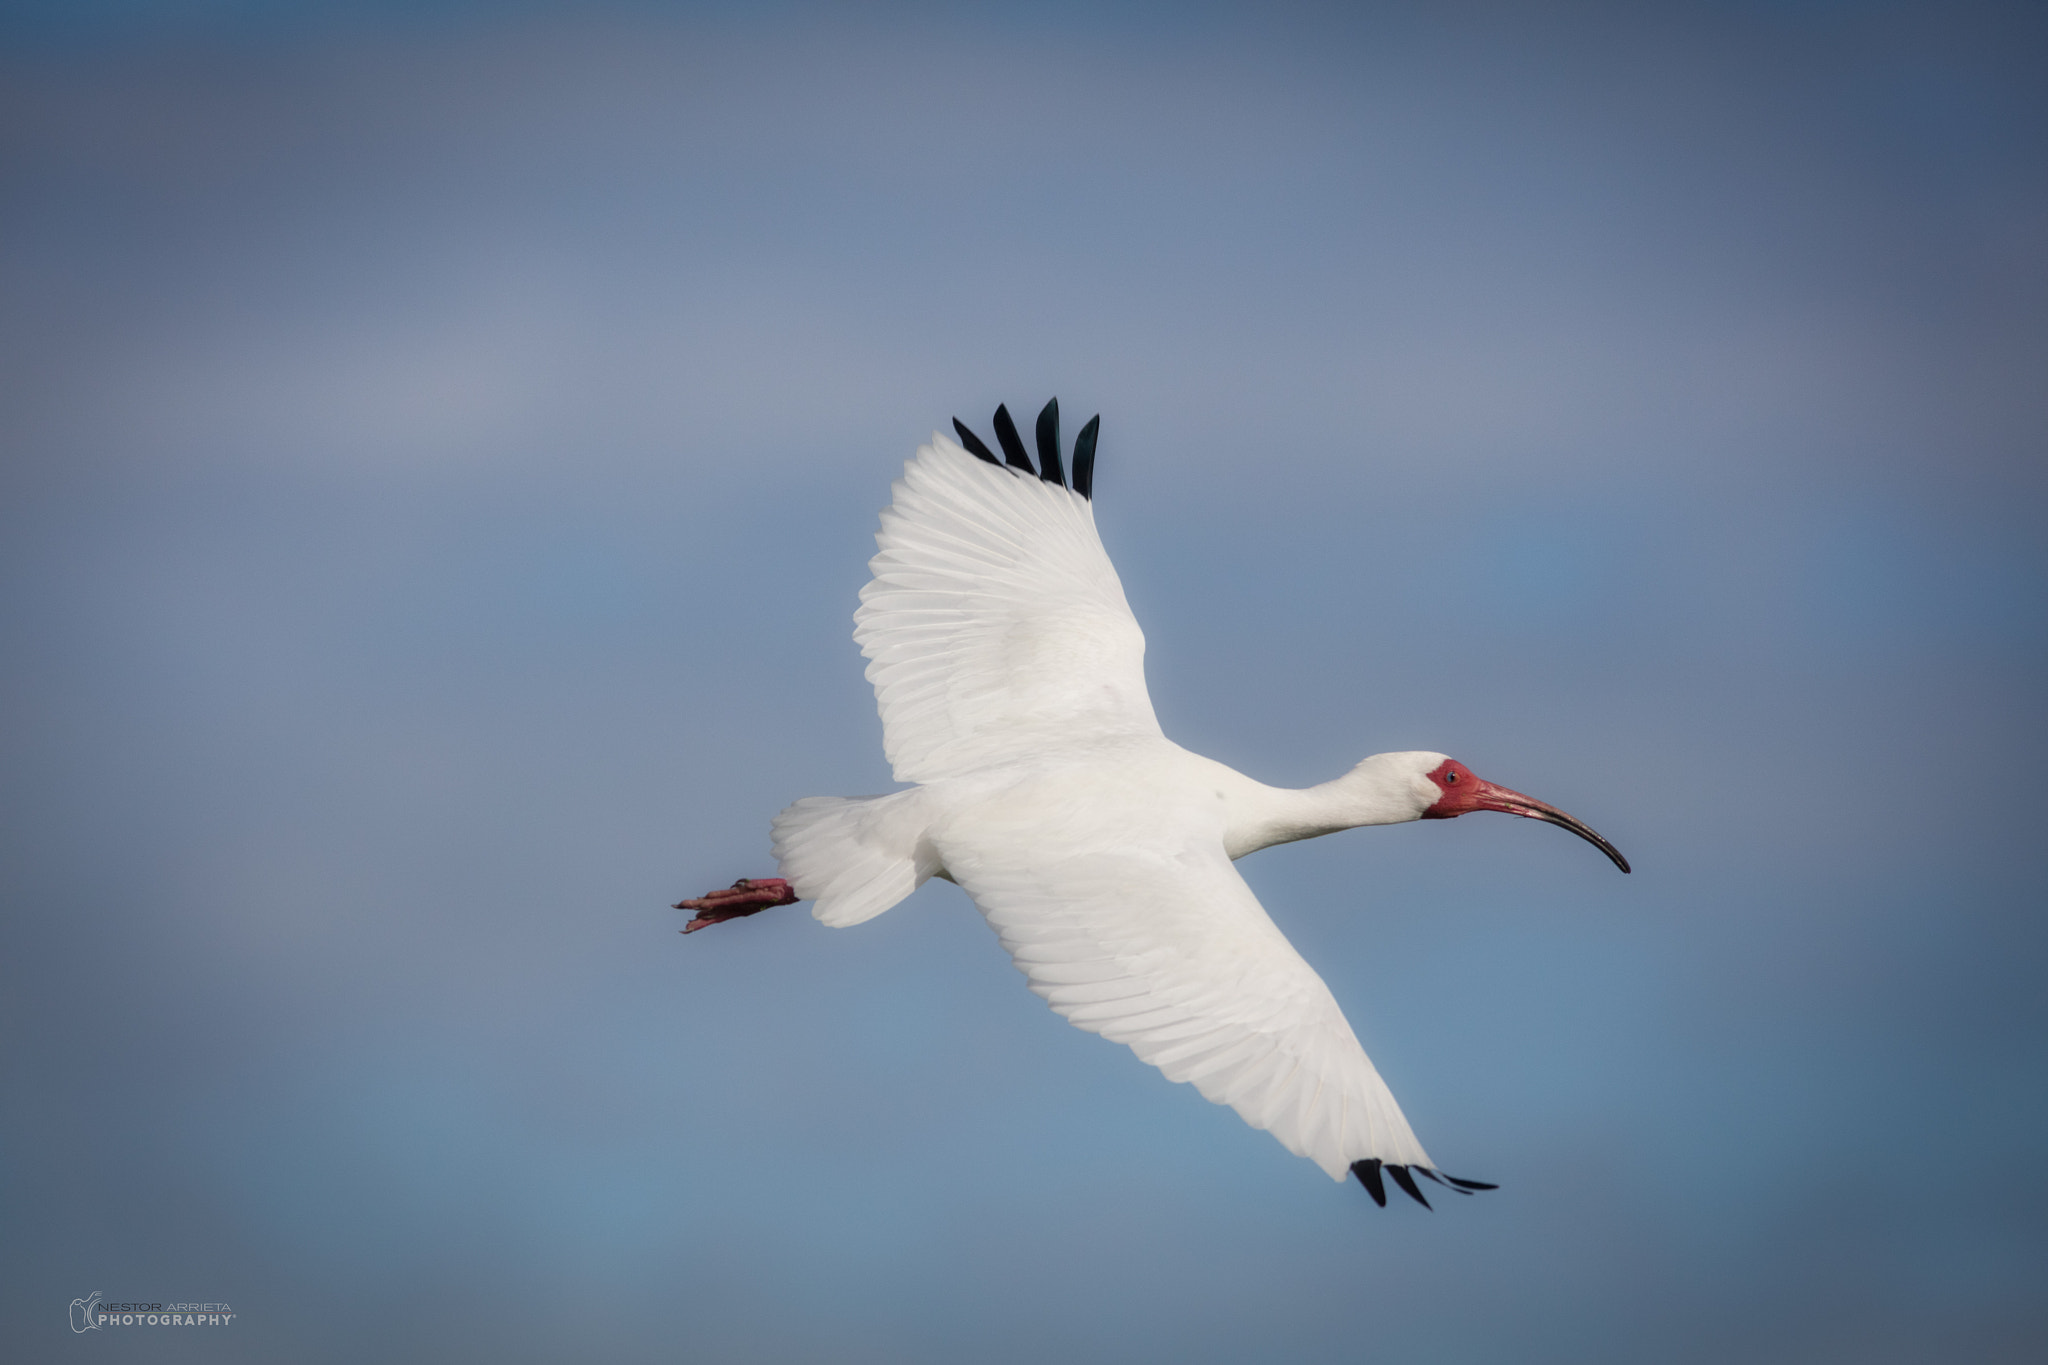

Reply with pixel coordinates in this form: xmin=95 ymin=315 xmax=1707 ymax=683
xmin=678 ymin=399 xmax=1629 ymax=1207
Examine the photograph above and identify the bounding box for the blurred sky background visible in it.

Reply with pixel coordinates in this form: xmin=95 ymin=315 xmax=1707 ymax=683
xmin=3 ymin=1 xmax=2045 ymax=1361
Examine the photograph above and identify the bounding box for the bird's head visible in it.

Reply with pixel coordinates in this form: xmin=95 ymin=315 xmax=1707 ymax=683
xmin=1411 ymin=755 xmax=1631 ymax=873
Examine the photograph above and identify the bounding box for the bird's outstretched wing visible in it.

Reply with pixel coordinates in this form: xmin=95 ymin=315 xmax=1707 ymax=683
xmin=939 ymin=817 xmax=1443 ymax=1185
xmin=856 ymin=428 xmax=1161 ymax=784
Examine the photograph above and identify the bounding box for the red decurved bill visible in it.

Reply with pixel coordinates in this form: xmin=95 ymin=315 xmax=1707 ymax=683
xmin=1424 ymin=759 xmax=1631 ymax=873
xmin=1472 ymin=782 xmax=1631 ymax=873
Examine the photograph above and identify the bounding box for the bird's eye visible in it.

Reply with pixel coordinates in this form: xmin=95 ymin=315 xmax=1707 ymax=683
xmin=1445 ymin=772 xmax=1458 ymax=783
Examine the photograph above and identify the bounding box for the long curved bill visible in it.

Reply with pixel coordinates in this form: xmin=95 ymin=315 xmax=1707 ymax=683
xmin=1474 ymin=783 xmax=1631 ymax=874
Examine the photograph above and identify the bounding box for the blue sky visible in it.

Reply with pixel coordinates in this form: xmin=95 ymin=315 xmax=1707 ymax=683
xmin=3 ymin=2 xmax=2045 ymax=1361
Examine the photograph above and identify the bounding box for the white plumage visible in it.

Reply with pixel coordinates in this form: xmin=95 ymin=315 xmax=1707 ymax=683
xmin=778 ymin=426 xmax=1438 ymax=1185
xmin=693 ymin=405 xmax=1629 ymax=1205
xmin=856 ymin=436 xmax=1158 ymax=784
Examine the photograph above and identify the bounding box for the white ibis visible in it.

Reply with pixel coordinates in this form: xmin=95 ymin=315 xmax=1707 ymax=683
xmin=678 ymin=399 xmax=1629 ymax=1207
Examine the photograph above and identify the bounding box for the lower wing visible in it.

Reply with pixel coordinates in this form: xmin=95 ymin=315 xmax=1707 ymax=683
xmin=939 ymin=821 xmax=1437 ymax=1185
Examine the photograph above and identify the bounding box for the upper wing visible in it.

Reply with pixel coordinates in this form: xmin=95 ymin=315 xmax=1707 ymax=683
xmin=855 ymin=433 xmax=1162 ymax=784
xmin=937 ymin=817 xmax=1437 ymax=1183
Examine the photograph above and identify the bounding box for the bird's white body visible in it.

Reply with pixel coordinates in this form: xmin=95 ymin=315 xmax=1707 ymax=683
xmin=770 ymin=431 xmax=1453 ymax=1180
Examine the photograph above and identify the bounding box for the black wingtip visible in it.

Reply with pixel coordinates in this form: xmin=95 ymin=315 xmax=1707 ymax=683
xmin=1440 ymin=1173 xmax=1499 ymax=1191
xmin=952 ymin=419 xmax=1000 ymax=465
xmin=1350 ymin=1158 xmax=1388 ymax=1206
xmin=1386 ymin=1164 xmax=1432 ymax=1210
xmin=991 ymin=404 xmax=1034 ymax=475
xmin=1413 ymin=1168 xmax=1473 ymax=1196
xmin=1034 ymin=398 xmax=1065 ymax=487
xmin=1072 ymin=414 xmax=1099 ymax=500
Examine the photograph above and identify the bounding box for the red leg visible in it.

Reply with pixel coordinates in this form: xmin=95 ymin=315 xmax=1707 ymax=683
xmin=673 ymin=878 xmax=800 ymax=933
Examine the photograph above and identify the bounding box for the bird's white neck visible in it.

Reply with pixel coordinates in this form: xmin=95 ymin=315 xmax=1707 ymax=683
xmin=1225 ymin=751 xmax=1444 ymax=860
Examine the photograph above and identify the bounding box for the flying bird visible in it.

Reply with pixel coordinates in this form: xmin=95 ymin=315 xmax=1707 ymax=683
xmin=677 ymin=399 xmax=1630 ymax=1207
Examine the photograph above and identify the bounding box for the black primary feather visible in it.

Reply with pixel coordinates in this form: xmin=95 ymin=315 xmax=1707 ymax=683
xmin=1350 ymin=1159 xmax=1388 ymax=1207
xmin=1386 ymin=1165 xmax=1432 ymax=1210
xmin=1072 ymin=415 xmax=1099 ymax=500
xmin=952 ymin=419 xmax=1001 ymax=465
xmin=1414 ymin=1168 xmax=1473 ymax=1196
xmin=1034 ymin=398 xmax=1065 ymax=487
xmin=991 ymin=404 xmax=1035 ymax=474
xmin=1440 ymin=1174 xmax=1499 ymax=1191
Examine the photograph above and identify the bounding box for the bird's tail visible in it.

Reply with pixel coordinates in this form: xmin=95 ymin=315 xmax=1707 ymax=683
xmin=771 ymin=790 xmax=933 ymax=928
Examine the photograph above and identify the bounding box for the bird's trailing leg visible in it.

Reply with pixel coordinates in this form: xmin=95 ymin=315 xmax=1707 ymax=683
xmin=674 ymin=878 xmax=799 ymax=934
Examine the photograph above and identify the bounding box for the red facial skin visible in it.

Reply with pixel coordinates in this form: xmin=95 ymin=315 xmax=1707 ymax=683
xmin=1420 ymin=759 xmax=1490 ymax=818
xmin=1421 ymin=759 xmax=1631 ymax=873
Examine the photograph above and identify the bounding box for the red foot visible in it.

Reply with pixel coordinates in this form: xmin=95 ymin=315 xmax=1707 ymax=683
xmin=674 ymin=878 xmax=799 ymax=933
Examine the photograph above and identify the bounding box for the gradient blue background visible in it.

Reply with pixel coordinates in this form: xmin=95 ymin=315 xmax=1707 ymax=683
xmin=4 ymin=2 xmax=2044 ymax=1360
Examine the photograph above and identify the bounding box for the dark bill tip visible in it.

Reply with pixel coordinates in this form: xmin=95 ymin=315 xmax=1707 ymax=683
xmin=1524 ymin=807 xmax=1631 ymax=874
